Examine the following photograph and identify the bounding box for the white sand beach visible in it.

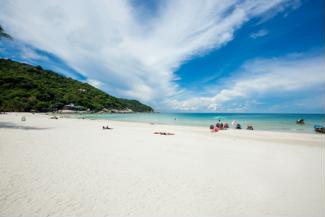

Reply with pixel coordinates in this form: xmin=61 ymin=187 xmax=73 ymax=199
xmin=0 ymin=112 xmax=324 ymax=217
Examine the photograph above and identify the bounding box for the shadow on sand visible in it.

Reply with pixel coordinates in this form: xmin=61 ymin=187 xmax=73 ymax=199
xmin=0 ymin=122 xmax=49 ymax=130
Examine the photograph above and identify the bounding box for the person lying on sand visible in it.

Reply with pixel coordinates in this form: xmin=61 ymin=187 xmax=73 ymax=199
xmin=154 ymin=132 xmax=175 ymax=135
xmin=210 ymin=123 xmax=229 ymax=132
xmin=102 ymin=126 xmax=113 ymax=130
xmin=211 ymin=126 xmax=219 ymax=132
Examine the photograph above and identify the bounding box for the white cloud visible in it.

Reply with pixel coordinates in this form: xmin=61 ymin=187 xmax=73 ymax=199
xmin=165 ymin=54 xmax=325 ymax=112
xmin=0 ymin=0 xmax=301 ymax=109
xmin=250 ymin=29 xmax=269 ymax=39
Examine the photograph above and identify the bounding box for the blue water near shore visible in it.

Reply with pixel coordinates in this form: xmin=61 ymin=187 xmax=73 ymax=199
xmin=79 ymin=113 xmax=324 ymax=134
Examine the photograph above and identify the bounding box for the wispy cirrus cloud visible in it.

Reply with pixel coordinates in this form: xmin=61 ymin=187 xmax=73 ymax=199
xmin=250 ymin=29 xmax=269 ymax=39
xmin=0 ymin=0 xmax=302 ymax=109
xmin=165 ymin=53 xmax=324 ymax=112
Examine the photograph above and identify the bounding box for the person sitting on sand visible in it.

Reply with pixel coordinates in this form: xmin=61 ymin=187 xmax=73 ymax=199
xmin=247 ymin=125 xmax=254 ymax=130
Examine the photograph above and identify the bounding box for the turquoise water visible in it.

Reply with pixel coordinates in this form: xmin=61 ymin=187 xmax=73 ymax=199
xmin=78 ymin=113 xmax=325 ymax=134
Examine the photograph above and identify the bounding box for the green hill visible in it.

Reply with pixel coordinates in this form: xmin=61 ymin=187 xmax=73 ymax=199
xmin=0 ymin=58 xmax=154 ymax=112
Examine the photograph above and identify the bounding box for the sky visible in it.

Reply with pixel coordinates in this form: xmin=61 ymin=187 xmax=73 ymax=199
xmin=0 ymin=0 xmax=324 ymax=113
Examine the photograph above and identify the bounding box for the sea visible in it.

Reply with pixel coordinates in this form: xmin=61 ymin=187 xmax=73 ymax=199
xmin=78 ymin=113 xmax=325 ymax=134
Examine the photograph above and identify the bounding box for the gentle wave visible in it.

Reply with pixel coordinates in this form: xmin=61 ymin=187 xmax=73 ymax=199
xmin=77 ymin=113 xmax=325 ymax=134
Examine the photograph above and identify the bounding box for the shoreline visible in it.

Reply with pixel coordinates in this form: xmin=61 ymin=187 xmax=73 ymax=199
xmin=2 ymin=112 xmax=325 ymax=141
xmin=1 ymin=112 xmax=324 ymax=216
xmin=4 ymin=112 xmax=325 ymax=136
xmin=68 ymin=112 xmax=324 ymax=135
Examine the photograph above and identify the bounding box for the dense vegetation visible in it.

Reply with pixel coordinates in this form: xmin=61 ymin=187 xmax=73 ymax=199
xmin=0 ymin=58 xmax=154 ymax=112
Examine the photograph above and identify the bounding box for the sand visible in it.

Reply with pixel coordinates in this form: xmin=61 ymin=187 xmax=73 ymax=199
xmin=0 ymin=112 xmax=324 ymax=217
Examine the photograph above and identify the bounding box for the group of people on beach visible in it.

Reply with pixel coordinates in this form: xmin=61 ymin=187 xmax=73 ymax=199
xmin=210 ymin=120 xmax=254 ymax=132
xmin=210 ymin=120 xmax=229 ymax=132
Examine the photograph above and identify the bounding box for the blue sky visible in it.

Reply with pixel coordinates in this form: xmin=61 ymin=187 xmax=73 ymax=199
xmin=0 ymin=0 xmax=324 ymax=113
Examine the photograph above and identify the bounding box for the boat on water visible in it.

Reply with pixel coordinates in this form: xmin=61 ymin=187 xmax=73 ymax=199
xmin=296 ymin=119 xmax=305 ymax=124
xmin=314 ymin=125 xmax=325 ymax=133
